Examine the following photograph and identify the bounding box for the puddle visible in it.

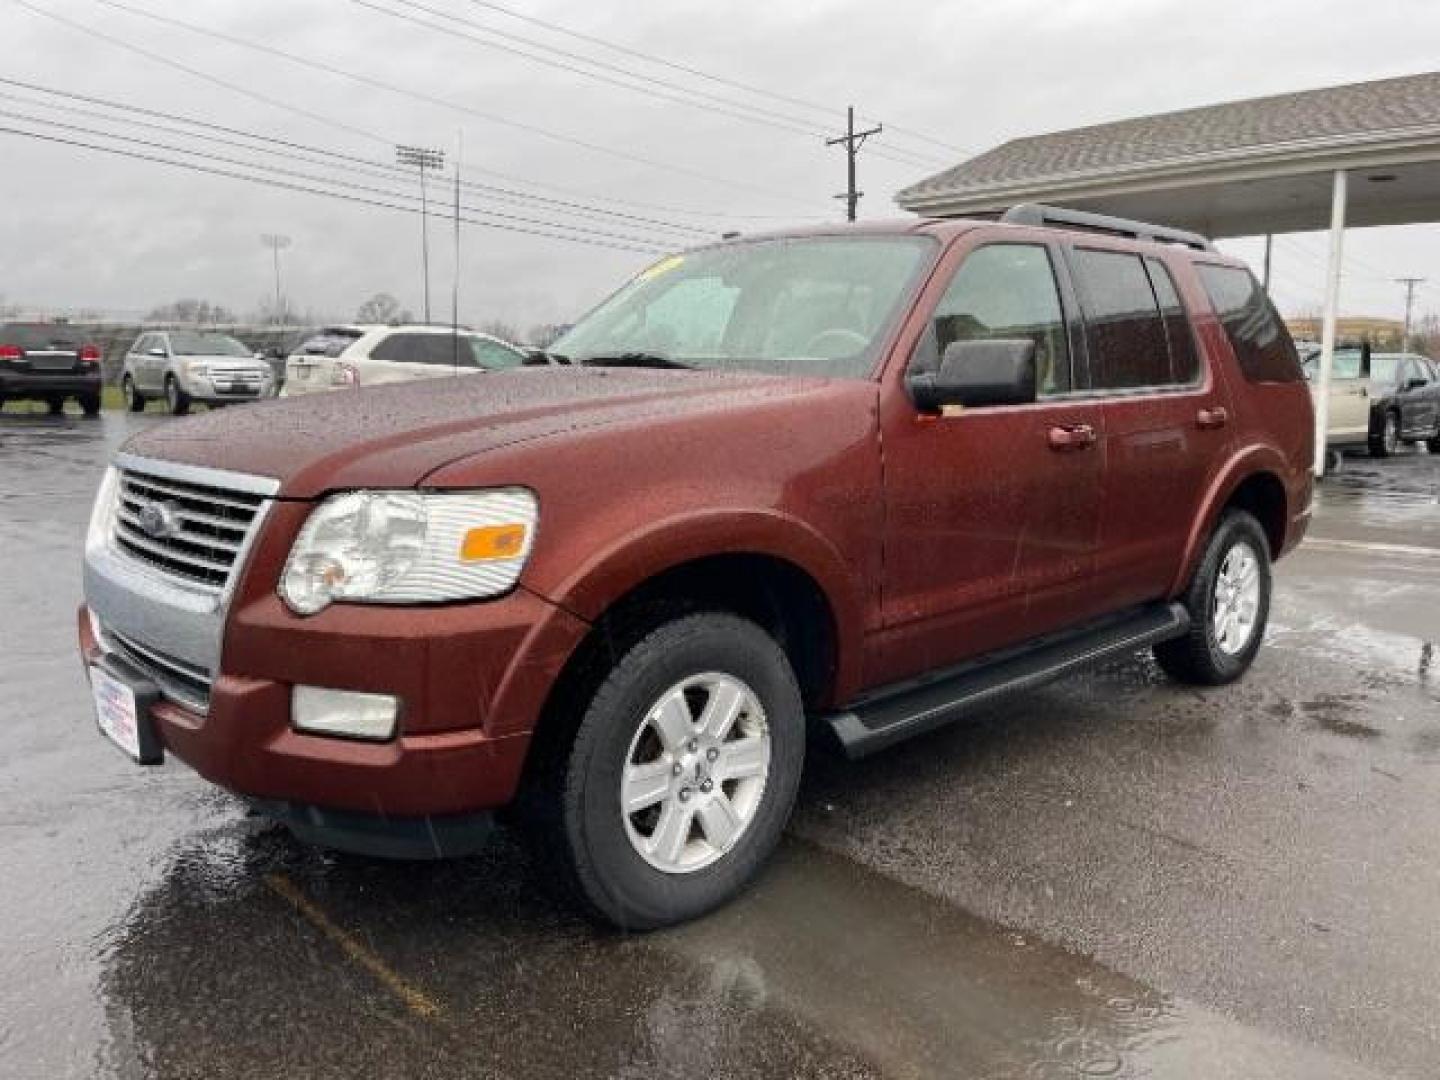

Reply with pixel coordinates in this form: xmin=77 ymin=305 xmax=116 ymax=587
xmin=83 ymin=823 xmax=1385 ymax=1079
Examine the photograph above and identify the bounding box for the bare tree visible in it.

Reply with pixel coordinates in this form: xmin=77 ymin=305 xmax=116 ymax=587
xmin=355 ymin=292 xmax=412 ymax=325
xmin=527 ymin=322 xmax=569 ymax=348
xmin=477 ymin=318 xmax=520 ymax=344
xmin=145 ymin=298 xmax=237 ymax=324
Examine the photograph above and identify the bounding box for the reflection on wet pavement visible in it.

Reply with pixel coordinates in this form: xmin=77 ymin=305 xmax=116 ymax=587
xmin=99 ymin=821 xmax=1378 ymax=1080
xmin=3 ymin=415 xmax=1437 ymax=1079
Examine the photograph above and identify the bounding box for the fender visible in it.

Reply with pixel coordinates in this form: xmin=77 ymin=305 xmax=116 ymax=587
xmin=1166 ymin=441 xmax=1289 ymax=596
xmin=531 ymin=507 xmax=869 ymax=702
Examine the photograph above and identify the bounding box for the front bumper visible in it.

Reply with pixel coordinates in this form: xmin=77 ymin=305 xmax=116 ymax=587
xmin=79 ymin=584 xmax=588 ymax=820
xmin=179 ymin=372 xmax=274 ymax=402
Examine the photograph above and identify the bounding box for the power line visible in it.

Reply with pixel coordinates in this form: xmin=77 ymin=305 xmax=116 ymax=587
xmin=349 ymin=0 xmax=950 ymax=171
xmin=454 ymin=0 xmax=970 ymax=156
xmin=8 ymin=4 xmax=817 ymax=226
xmin=0 ymin=113 xmax=673 ymax=253
xmin=86 ymin=0 xmax=821 ymax=207
xmin=0 ymin=79 xmax=711 ymax=240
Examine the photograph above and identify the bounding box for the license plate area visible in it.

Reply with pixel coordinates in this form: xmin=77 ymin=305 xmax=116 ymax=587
xmin=90 ymin=661 xmax=164 ymax=765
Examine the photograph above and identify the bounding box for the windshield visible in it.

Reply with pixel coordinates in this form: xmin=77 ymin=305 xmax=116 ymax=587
xmin=553 ymin=235 xmax=936 ymax=378
xmin=167 ymin=331 xmax=252 ymax=357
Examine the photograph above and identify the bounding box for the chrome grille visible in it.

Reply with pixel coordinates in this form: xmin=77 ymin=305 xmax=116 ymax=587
xmin=113 ymin=465 xmax=269 ymax=592
xmin=107 ymin=627 xmax=212 ymax=712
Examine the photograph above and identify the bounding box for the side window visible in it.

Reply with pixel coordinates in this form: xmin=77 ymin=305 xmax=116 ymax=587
xmin=469 ymin=338 xmax=524 ymax=369
xmin=1330 ymin=348 xmax=1364 ymax=380
xmin=1070 ymin=248 xmax=1171 ymax=389
xmin=1144 ymin=257 xmax=1200 ymax=383
xmin=1195 ymin=264 xmax=1304 ymax=383
xmin=132 ymin=334 xmax=152 ymax=355
xmin=371 ymin=334 xmax=425 ymax=365
xmin=922 ymin=243 xmax=1071 ymax=395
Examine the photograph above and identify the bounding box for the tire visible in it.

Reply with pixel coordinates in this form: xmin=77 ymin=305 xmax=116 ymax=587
xmin=1429 ymin=435 xmax=1440 ymax=454
xmin=537 ymin=611 xmax=804 ymax=930
xmin=1369 ymin=411 xmax=1399 ymax=457
xmin=122 ymin=376 xmax=145 ymax=412
xmin=45 ymin=395 xmax=65 ymax=416
xmin=78 ymin=392 xmax=102 ymax=417
xmin=164 ymin=376 xmax=190 ymax=416
xmin=1153 ymin=509 xmax=1272 ymax=686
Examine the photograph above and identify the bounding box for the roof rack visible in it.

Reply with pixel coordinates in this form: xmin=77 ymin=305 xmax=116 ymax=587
xmin=1000 ymin=203 xmax=1213 ymax=251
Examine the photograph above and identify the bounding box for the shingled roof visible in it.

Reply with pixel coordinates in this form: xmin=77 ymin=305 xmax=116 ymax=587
xmin=897 ymin=71 xmax=1440 ymax=215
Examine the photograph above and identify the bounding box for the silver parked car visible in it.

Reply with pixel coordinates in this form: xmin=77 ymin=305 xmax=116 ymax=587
xmin=120 ymin=330 xmax=274 ymax=414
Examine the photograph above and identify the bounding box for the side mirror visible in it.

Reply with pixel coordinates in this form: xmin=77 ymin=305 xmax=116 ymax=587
xmin=908 ymin=338 xmax=1037 ymax=412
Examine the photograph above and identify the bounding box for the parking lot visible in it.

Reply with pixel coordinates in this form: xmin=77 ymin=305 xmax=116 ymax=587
xmin=1 ymin=411 xmax=1436 ymax=1079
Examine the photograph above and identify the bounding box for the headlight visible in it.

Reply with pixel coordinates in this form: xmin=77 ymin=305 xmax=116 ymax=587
xmin=86 ymin=466 xmax=119 ymax=555
xmin=185 ymin=360 xmax=210 ymax=377
xmin=280 ymin=488 xmax=538 ymax=615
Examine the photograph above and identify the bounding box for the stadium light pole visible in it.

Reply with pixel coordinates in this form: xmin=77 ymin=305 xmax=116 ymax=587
xmin=260 ymin=233 xmax=291 ymax=325
xmin=396 ymin=145 xmax=446 ymax=322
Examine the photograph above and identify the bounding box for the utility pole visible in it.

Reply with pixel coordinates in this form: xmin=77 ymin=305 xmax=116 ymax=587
xmin=826 ymin=106 xmax=882 ymax=223
xmin=396 ymin=145 xmax=446 ymax=322
xmin=259 ymin=234 xmax=291 ymax=325
xmin=1395 ymin=276 xmax=1426 ymax=351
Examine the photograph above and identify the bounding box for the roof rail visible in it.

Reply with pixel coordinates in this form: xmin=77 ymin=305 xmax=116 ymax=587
xmin=1000 ymin=203 xmax=1213 ymax=251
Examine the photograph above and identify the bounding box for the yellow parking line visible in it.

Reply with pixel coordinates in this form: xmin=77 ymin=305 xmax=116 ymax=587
xmin=263 ymin=872 xmax=443 ymax=1021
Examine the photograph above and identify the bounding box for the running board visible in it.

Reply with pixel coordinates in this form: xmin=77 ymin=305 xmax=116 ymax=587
xmin=824 ymin=603 xmax=1190 ymax=759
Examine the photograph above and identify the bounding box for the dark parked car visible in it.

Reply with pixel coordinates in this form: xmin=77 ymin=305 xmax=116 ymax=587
xmin=0 ymin=322 xmax=102 ymax=415
xmin=1367 ymin=352 xmax=1440 ymax=455
xmin=81 ymin=206 xmax=1314 ymax=929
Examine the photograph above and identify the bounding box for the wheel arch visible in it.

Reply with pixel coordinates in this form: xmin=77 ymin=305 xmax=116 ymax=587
xmin=1168 ymin=448 xmax=1291 ymax=595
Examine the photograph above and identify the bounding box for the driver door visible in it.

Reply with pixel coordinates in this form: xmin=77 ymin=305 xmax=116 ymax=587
xmin=873 ymin=232 xmax=1108 ymax=686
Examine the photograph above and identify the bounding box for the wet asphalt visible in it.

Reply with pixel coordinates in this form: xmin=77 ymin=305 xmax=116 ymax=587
xmin=1 ymin=409 xmax=1436 ymax=1079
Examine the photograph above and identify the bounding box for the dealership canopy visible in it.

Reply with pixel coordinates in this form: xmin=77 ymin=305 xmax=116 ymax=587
xmin=897 ymin=71 xmax=1440 ymax=474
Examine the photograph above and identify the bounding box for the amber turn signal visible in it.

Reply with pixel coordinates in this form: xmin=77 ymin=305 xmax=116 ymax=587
xmin=460 ymin=523 xmax=528 ymax=562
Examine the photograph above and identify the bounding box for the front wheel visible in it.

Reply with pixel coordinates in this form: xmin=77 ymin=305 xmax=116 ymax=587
xmin=1154 ymin=510 xmax=1272 ymax=685
xmin=164 ymin=376 xmax=191 ymax=415
xmin=122 ymin=375 xmax=146 ymax=412
xmin=1369 ymin=411 xmax=1399 ymax=457
xmin=542 ymin=612 xmax=804 ymax=930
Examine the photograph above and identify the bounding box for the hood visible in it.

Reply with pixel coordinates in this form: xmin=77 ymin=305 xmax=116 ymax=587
xmin=121 ymin=366 xmax=840 ymax=498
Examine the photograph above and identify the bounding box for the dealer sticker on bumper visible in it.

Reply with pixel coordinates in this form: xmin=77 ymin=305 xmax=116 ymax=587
xmin=90 ymin=664 xmax=160 ymax=764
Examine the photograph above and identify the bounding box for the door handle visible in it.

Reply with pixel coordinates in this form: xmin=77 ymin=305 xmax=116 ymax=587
xmin=1047 ymin=423 xmax=1096 ymax=451
xmin=1196 ymin=406 xmax=1229 ymax=429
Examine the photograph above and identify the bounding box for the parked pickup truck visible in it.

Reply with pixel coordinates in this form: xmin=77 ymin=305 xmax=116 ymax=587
xmin=79 ymin=206 xmax=1313 ymax=929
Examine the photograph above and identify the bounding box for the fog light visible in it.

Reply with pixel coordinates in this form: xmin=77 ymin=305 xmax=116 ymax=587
xmin=292 ymin=686 xmax=399 ymax=740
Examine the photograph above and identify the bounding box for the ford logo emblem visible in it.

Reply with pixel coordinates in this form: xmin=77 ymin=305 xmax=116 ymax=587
xmin=137 ymin=500 xmax=182 ymax=540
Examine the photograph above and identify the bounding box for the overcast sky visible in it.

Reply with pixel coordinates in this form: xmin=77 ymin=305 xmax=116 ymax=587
xmin=3 ymin=0 xmax=1439 ymax=333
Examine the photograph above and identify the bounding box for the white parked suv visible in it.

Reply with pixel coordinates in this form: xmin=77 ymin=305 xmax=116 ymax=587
xmin=280 ymin=324 xmax=530 ymax=396
xmin=121 ymin=330 xmax=275 ymax=414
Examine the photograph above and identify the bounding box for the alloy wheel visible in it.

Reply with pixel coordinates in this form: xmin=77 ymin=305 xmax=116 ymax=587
xmin=620 ymin=672 xmax=770 ymax=874
xmin=1212 ymin=541 xmax=1261 ymax=655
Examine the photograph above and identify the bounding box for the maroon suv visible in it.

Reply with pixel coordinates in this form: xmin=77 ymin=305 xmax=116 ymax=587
xmin=80 ymin=205 xmax=1313 ymax=928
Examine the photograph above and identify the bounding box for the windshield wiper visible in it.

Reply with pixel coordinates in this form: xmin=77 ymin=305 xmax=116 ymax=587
xmin=579 ymin=351 xmax=695 ymax=370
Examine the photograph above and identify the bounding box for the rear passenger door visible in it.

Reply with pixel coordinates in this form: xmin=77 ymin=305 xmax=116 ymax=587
xmin=1065 ymin=245 xmax=1232 ymax=610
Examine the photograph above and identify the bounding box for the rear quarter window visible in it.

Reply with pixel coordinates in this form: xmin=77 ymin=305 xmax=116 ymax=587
xmin=1196 ymin=264 xmax=1303 ymax=383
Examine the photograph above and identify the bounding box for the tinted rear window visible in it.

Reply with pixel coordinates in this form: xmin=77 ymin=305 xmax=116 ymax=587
xmin=1 ymin=323 xmax=83 ymax=350
xmin=1196 ymin=264 xmax=1303 ymax=383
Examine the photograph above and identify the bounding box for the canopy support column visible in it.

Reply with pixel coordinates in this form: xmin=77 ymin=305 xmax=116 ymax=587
xmin=1314 ymin=169 xmax=1347 ymax=477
